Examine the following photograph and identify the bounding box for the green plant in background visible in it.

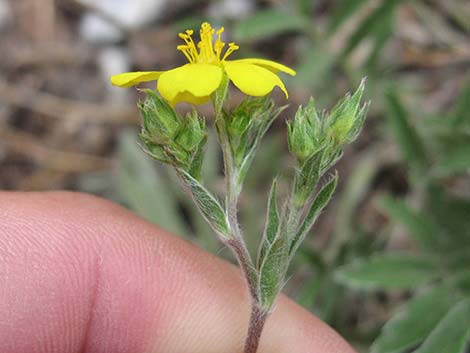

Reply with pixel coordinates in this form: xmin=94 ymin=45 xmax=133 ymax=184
xmin=110 ymin=22 xmax=368 ymax=353
xmin=78 ymin=1 xmax=469 ymax=351
xmin=283 ymin=80 xmax=470 ymax=353
xmin=231 ymin=0 xmax=406 ymax=105
xmin=334 ymin=80 xmax=470 ymax=353
xmin=223 ymin=2 xmax=469 ymax=351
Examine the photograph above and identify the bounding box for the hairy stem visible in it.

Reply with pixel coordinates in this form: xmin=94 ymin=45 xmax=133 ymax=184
xmin=244 ymin=304 xmax=268 ymax=353
xmin=215 ymin=119 xmax=267 ymax=353
xmin=226 ymin=237 xmax=258 ymax=300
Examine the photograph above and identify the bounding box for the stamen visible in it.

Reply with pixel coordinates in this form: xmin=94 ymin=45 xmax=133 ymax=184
xmin=198 ymin=22 xmax=216 ymax=63
xmin=177 ymin=45 xmax=194 ymax=63
xmin=222 ymin=42 xmax=239 ymax=61
xmin=178 ymin=30 xmax=198 ymax=63
xmin=214 ymin=27 xmax=225 ymax=60
xmin=177 ymin=23 xmax=233 ymax=64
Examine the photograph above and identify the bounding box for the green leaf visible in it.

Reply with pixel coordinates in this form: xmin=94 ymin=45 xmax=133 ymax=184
xmin=386 ymin=89 xmax=429 ymax=178
xmin=328 ymin=0 xmax=369 ymax=33
xmin=372 ymin=284 xmax=459 ymax=353
xmin=258 ymin=220 xmax=289 ymax=310
xmin=413 ymin=298 xmax=470 ymax=353
xmin=292 ymin=150 xmax=323 ymax=207
xmin=257 ymin=178 xmax=280 ymax=269
xmin=234 ymin=8 xmax=309 ymax=41
xmin=295 ymin=45 xmax=336 ymax=89
xmin=455 ymin=271 xmax=470 ymax=294
xmin=435 ymin=139 xmax=470 ymax=174
xmin=335 ymin=253 xmax=438 ymax=290
xmin=427 ymin=185 xmax=470 ymax=246
xmin=178 ymin=170 xmax=230 ymax=238
xmin=342 ymin=0 xmax=403 ymax=57
xmin=296 ymin=0 xmax=316 ymax=16
xmin=365 ymin=9 xmax=393 ymax=68
xmin=290 ymin=173 xmax=338 ymax=256
xmin=378 ymin=195 xmax=439 ymax=250
xmin=334 ymin=151 xmax=377 ymax=245
xmin=451 ymin=76 xmax=470 ymax=128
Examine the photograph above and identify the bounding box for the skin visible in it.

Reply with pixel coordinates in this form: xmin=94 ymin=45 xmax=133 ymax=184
xmin=0 ymin=191 xmax=356 ymax=353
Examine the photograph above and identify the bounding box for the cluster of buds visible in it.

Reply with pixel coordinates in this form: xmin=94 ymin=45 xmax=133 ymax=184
xmin=286 ymin=97 xmax=323 ymax=162
xmin=225 ymin=97 xmax=284 ymax=170
xmin=288 ymin=79 xmax=368 ymax=163
xmin=139 ymin=89 xmax=207 ymax=180
xmin=226 ymin=97 xmax=276 ymax=167
xmin=325 ymin=78 xmax=369 ymax=146
xmin=287 ymin=79 xmax=369 ymax=207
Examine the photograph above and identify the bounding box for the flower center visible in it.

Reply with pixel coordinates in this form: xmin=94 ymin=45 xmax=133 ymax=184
xmin=177 ymin=22 xmax=239 ymax=64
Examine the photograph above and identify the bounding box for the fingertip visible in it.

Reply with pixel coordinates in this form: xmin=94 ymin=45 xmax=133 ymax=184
xmin=260 ymin=296 xmax=356 ymax=353
xmin=0 ymin=191 xmax=355 ymax=353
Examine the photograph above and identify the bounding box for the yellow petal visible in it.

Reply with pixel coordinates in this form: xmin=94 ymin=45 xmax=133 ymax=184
xmin=110 ymin=71 xmax=163 ymax=88
xmin=157 ymin=64 xmax=223 ymax=105
xmin=231 ymin=58 xmax=296 ymax=76
xmin=170 ymin=92 xmax=211 ymax=106
xmin=223 ymin=61 xmax=289 ymax=98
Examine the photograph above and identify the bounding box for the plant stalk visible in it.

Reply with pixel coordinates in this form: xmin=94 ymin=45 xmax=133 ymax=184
xmin=215 ymin=119 xmax=268 ymax=353
xmin=243 ymin=303 xmax=268 ymax=353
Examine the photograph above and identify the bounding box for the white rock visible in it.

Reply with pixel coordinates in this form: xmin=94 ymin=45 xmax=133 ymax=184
xmin=0 ymin=0 xmax=12 ymax=30
xmin=80 ymin=13 xmax=123 ymax=43
xmin=78 ymin=0 xmax=167 ymax=43
xmin=78 ymin=0 xmax=166 ymax=29
xmin=98 ymin=47 xmax=132 ymax=103
xmin=209 ymin=0 xmax=254 ymax=19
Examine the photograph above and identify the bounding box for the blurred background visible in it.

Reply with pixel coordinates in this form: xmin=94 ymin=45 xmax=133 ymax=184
xmin=1 ymin=0 xmax=469 ymax=351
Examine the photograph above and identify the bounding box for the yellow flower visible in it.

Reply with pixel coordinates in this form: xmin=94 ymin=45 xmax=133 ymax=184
xmin=110 ymin=22 xmax=296 ymax=106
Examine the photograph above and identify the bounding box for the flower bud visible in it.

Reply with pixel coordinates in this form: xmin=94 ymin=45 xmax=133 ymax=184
xmin=227 ymin=97 xmax=278 ymax=167
xmin=138 ymin=90 xmax=207 ymax=179
xmin=287 ymin=98 xmax=322 ymax=161
xmin=326 ymin=78 xmax=369 ymax=145
xmin=139 ymin=89 xmax=180 ymax=142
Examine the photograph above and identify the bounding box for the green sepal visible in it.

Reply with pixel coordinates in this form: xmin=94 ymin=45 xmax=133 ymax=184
xmin=173 ymin=110 xmax=208 ymax=179
xmin=175 ymin=110 xmax=206 ymax=152
xmin=319 ymin=141 xmax=343 ymax=172
xmin=213 ymin=72 xmax=230 ymax=117
xmin=139 ymin=90 xmax=181 ymax=165
xmin=178 ymin=169 xmax=230 ymax=238
xmin=188 ymin=133 xmax=207 ymax=181
xmin=139 ymin=89 xmax=180 ymax=139
xmin=141 ymin=141 xmax=171 ymax=164
xmin=290 ymin=173 xmax=338 ymax=256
